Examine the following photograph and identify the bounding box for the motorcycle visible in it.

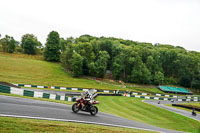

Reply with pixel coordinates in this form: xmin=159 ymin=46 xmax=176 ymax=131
xmin=72 ymin=89 xmax=99 ymax=116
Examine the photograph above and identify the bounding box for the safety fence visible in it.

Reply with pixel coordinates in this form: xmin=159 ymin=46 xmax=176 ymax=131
xmin=123 ymin=94 xmax=200 ymax=101
xmin=0 ymin=84 xmax=75 ymax=102
xmin=1 ymin=83 xmax=200 ymax=102
xmin=172 ymin=104 xmax=200 ymax=111
xmin=13 ymin=83 xmax=116 ymax=93
xmin=13 ymin=83 xmax=200 ymax=99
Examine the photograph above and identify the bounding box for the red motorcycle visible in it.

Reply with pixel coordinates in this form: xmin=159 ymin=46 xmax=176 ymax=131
xmin=72 ymin=90 xmax=99 ymax=116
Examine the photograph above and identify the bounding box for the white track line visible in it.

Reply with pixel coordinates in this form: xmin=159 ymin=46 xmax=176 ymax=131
xmin=0 ymin=114 xmax=162 ymax=132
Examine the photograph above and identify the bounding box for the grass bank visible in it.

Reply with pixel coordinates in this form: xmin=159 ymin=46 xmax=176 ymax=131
xmin=0 ymin=53 xmax=120 ymax=90
xmin=96 ymin=96 xmax=200 ymax=133
xmin=0 ymin=117 xmax=154 ymax=133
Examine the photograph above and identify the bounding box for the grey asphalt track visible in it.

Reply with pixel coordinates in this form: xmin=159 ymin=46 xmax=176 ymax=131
xmin=0 ymin=95 xmax=185 ymax=133
xmin=143 ymin=100 xmax=200 ymax=121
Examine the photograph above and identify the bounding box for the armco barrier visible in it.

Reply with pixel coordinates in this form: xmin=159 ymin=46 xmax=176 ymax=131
xmin=123 ymin=94 xmax=200 ymax=102
xmin=172 ymin=104 xmax=200 ymax=111
xmin=13 ymin=83 xmax=200 ymax=99
xmin=13 ymin=83 xmax=116 ymax=94
xmin=0 ymin=84 xmax=75 ymax=102
xmin=1 ymin=83 xmax=200 ymax=102
xmin=0 ymin=84 xmax=10 ymax=93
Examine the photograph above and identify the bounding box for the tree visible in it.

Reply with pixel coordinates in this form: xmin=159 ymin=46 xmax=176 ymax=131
xmin=76 ymin=42 xmax=95 ymax=64
xmin=146 ymin=56 xmax=154 ymax=73
xmin=88 ymin=62 xmax=96 ymax=76
xmin=21 ymin=34 xmax=40 ymax=54
xmin=8 ymin=37 xmax=16 ymax=53
xmin=60 ymin=38 xmax=67 ymax=52
xmin=1 ymin=37 xmax=9 ymax=52
xmin=61 ymin=43 xmax=75 ymax=70
xmin=0 ymin=35 xmax=16 ymax=53
xmin=70 ymin=52 xmax=83 ymax=77
xmin=154 ymin=71 xmax=164 ymax=85
xmin=60 ymin=34 xmax=200 ymax=88
xmin=191 ymin=80 xmax=200 ymax=91
xmin=95 ymin=51 xmax=110 ymax=78
xmin=44 ymin=31 xmax=60 ymax=62
xmin=179 ymin=75 xmax=191 ymax=88
xmin=88 ymin=51 xmax=110 ymax=78
xmin=130 ymin=56 xmax=152 ymax=84
xmin=141 ymin=64 xmax=152 ymax=84
xmin=112 ymin=55 xmax=124 ymax=80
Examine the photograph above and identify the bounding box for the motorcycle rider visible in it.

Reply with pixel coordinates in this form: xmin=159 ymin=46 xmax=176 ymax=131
xmin=80 ymin=91 xmax=91 ymax=110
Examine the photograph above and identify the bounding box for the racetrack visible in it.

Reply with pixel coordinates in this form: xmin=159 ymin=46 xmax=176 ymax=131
xmin=0 ymin=95 xmax=184 ymax=133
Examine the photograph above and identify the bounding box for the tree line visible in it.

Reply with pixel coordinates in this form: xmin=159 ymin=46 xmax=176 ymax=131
xmin=0 ymin=32 xmax=200 ymax=89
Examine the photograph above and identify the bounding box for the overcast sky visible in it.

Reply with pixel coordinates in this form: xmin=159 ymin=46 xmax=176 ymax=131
xmin=0 ymin=0 xmax=200 ymax=51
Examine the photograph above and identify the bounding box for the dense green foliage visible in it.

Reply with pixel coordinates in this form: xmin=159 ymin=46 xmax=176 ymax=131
xmin=43 ymin=31 xmax=60 ymax=62
xmin=0 ymin=35 xmax=16 ymax=53
xmin=61 ymin=35 xmax=200 ymax=89
xmin=70 ymin=52 xmax=84 ymax=77
xmin=21 ymin=34 xmax=41 ymax=54
xmin=1 ymin=31 xmax=200 ymax=90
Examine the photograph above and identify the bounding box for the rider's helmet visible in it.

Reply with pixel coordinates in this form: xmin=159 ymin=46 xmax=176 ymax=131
xmin=85 ymin=91 xmax=90 ymax=99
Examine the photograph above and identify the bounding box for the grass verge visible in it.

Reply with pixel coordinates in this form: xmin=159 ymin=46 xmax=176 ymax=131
xmin=0 ymin=117 xmax=155 ymax=133
xmin=0 ymin=53 xmax=120 ymax=90
xmin=96 ymin=96 xmax=200 ymax=133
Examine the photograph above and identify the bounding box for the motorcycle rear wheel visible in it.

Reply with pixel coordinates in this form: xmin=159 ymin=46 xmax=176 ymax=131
xmin=72 ymin=103 xmax=80 ymax=113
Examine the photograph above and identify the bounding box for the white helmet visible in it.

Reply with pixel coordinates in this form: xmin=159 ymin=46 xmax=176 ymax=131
xmin=85 ymin=90 xmax=89 ymax=96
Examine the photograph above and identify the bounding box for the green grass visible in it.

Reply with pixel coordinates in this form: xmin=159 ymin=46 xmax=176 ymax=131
xmin=96 ymin=96 xmax=200 ymax=133
xmin=0 ymin=53 xmax=122 ymax=90
xmin=126 ymin=86 xmax=164 ymax=94
xmin=0 ymin=117 xmax=155 ymax=133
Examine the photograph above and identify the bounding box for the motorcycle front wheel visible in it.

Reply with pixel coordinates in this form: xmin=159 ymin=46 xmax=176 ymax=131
xmin=90 ymin=106 xmax=98 ymax=116
xmin=72 ymin=103 xmax=80 ymax=113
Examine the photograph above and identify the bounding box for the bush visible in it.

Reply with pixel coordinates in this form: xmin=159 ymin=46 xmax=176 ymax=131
xmin=16 ymin=47 xmax=23 ymax=53
xmin=0 ymin=45 xmax=2 ymax=52
xmin=165 ymin=77 xmax=178 ymax=85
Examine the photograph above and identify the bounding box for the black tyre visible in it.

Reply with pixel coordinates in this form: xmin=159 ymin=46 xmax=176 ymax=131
xmin=90 ymin=106 xmax=98 ymax=116
xmin=72 ymin=103 xmax=80 ymax=113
